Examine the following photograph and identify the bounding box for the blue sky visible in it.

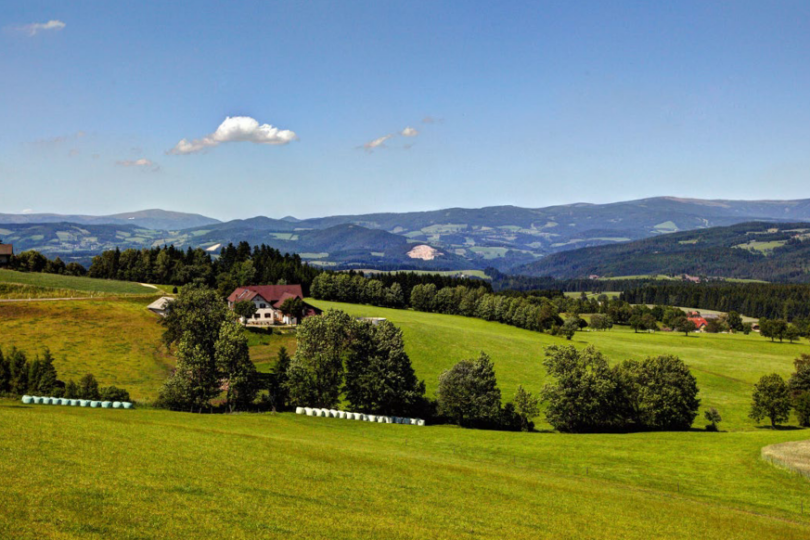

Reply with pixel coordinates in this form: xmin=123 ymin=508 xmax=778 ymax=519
xmin=2 ymin=1 xmax=809 ymax=220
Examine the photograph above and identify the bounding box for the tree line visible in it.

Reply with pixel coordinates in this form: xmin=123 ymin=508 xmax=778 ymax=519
xmin=749 ymin=355 xmax=810 ymax=428
xmin=0 ymin=347 xmax=130 ymax=402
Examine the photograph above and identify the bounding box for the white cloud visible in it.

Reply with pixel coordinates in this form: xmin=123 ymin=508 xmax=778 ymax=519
xmin=362 ymin=134 xmax=394 ymax=152
xmin=401 ymin=126 xmax=419 ymax=137
xmin=17 ymin=20 xmax=65 ymax=36
xmin=168 ymin=116 xmax=297 ymax=155
xmin=21 ymin=209 xmax=34 ymax=214
xmin=116 ymin=158 xmax=160 ymax=172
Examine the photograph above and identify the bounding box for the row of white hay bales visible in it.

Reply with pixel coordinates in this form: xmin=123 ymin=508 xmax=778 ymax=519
xmin=295 ymin=407 xmax=425 ymax=426
xmin=21 ymin=395 xmax=133 ymax=409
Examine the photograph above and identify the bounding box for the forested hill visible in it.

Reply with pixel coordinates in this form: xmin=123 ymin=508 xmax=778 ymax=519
xmin=515 ymin=222 xmax=810 ymax=283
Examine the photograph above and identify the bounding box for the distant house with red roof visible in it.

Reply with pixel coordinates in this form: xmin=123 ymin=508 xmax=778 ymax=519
xmin=227 ymin=284 xmax=321 ymax=325
xmin=687 ymin=313 xmax=709 ymax=331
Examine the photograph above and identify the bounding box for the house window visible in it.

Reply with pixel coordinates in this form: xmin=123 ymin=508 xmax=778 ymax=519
xmin=264 ymin=313 xmax=273 ymax=318
xmin=259 ymin=303 xmax=266 ymax=308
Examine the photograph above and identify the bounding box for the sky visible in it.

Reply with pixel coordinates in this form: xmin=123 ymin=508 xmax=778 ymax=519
xmin=2 ymin=1 xmax=810 ymax=221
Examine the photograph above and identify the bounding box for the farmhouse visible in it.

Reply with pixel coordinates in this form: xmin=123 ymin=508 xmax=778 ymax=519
xmin=0 ymin=243 xmax=13 ymax=267
xmin=687 ymin=316 xmax=708 ymax=331
xmin=227 ymin=284 xmax=321 ymax=326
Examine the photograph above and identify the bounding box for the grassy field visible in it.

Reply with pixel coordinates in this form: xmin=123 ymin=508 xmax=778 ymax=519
xmin=2 ymin=402 xmax=810 ymax=540
xmin=0 ymin=269 xmax=157 ymax=296
xmin=0 ymin=299 xmax=296 ymax=399
xmin=310 ymin=301 xmax=808 ymax=430
xmin=3 ymin=298 xmax=810 ymax=538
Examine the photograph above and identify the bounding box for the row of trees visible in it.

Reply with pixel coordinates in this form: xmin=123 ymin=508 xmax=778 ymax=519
xmin=541 ymin=346 xmax=701 ymax=432
xmin=750 ymin=354 xmax=810 ymax=427
xmin=0 ymin=347 xmax=130 ymax=401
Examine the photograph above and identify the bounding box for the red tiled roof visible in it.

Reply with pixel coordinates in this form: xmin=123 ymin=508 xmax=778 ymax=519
xmin=688 ymin=317 xmax=708 ymax=328
xmin=228 ymin=285 xmax=303 ymax=305
xmin=272 ymin=292 xmax=299 ymax=308
xmin=0 ymin=244 xmax=13 ymax=256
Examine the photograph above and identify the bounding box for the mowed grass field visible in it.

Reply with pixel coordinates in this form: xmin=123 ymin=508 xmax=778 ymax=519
xmin=4 ymin=295 xmax=810 ymax=538
xmin=0 ymin=269 xmax=156 ymax=296
xmin=2 ymin=402 xmax=810 ymax=540
xmin=311 ymin=300 xmax=809 ymax=430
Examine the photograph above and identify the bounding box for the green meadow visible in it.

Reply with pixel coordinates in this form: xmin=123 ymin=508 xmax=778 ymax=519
xmin=2 ymin=401 xmax=810 ymax=539
xmin=3 ymin=295 xmax=810 ymax=538
xmin=0 ymin=269 xmax=156 ymax=296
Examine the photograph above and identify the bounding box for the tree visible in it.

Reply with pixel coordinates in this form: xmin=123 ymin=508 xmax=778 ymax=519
xmin=759 ymin=318 xmax=788 ymax=343
xmin=619 ymin=355 xmax=700 ymax=431
xmin=215 ymin=320 xmax=258 ymax=412
xmin=267 ymin=346 xmax=291 ymax=412
xmin=749 ymin=373 xmax=791 ymax=428
xmin=286 ymin=310 xmax=355 ymax=408
xmin=513 ymin=385 xmax=539 ymax=432
xmin=794 ymin=392 xmax=810 ymax=427
xmin=64 ymin=380 xmax=79 ymax=399
xmin=785 ymin=324 xmax=801 ymax=344
xmin=100 ymin=386 xmax=131 ymax=402
xmin=641 ymin=313 xmax=658 ymax=332
xmin=36 ymin=348 xmax=58 ymax=395
xmin=7 ymin=348 xmax=29 ymax=395
xmin=589 ymin=314 xmax=612 ymax=331
xmin=559 ymin=316 xmax=579 ymax=340
xmin=78 ymin=374 xmax=101 ymax=400
xmin=727 ymin=311 xmax=743 ymax=332
xmin=279 ymin=297 xmax=306 ymax=323
xmin=704 ymin=408 xmax=722 ymax=431
xmin=233 ymin=300 xmax=258 ymax=325
xmin=161 ymin=285 xmax=230 ymax=360
xmin=788 ymin=354 xmax=810 ymax=395
xmin=629 ymin=315 xmax=643 ymax=333
xmin=673 ymin=316 xmax=696 ymax=337
xmin=344 ymin=320 xmax=426 ymax=416
xmin=0 ymin=347 xmax=9 ymax=393
xmin=541 ymin=345 xmax=628 ymax=433
xmin=436 ymin=353 xmax=502 ymax=428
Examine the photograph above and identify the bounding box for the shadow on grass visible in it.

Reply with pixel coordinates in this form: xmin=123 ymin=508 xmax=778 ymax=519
xmin=755 ymin=425 xmax=806 ymax=431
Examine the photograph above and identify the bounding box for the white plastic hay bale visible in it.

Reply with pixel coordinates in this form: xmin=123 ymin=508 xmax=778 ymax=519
xmin=296 ymin=407 xmax=305 ymax=415
xmin=410 ymin=418 xmax=417 ymax=425
xmin=329 ymin=409 xmax=339 ymax=417
xmin=304 ymin=407 xmax=313 ymax=416
xmin=417 ymin=419 xmax=425 ymax=426
xmin=33 ymin=396 xmax=43 ymax=405
xmin=70 ymin=399 xmax=80 ymax=407
xmin=319 ymin=409 xmax=329 ymax=417
xmin=353 ymin=413 xmax=362 ymax=420
xmin=79 ymin=400 xmax=89 ymax=407
xmin=391 ymin=416 xmax=400 ymax=424
xmin=112 ymin=401 xmax=122 ymax=409
xmin=22 ymin=395 xmax=32 ymax=404
xmin=60 ymin=398 xmax=70 ymax=406
xmin=336 ymin=411 xmax=345 ymax=419
xmin=377 ymin=416 xmax=385 ymax=423
xmin=90 ymin=401 xmax=100 ymax=408
xmin=367 ymin=415 xmax=376 ymax=422
xmin=122 ymin=402 xmax=133 ymax=409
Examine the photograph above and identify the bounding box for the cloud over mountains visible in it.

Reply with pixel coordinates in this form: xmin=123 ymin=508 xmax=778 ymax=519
xmin=169 ymin=116 xmax=297 ymax=155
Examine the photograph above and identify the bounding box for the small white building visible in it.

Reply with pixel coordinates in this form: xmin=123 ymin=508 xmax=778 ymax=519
xmin=146 ymin=296 xmax=175 ymax=317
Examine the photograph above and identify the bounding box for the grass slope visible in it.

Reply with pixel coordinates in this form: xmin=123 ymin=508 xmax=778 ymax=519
xmin=0 ymin=269 xmax=155 ymax=295
xmin=2 ymin=403 xmax=810 ymax=540
xmin=310 ymin=301 xmax=809 ymax=430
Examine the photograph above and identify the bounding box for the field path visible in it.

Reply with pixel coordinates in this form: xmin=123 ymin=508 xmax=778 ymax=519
xmin=138 ymin=283 xmax=159 ymax=289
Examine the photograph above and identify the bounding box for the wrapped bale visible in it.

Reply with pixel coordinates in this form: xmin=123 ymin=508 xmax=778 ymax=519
xmin=21 ymin=395 xmax=33 ymax=404
xmin=319 ymin=409 xmax=329 ymax=417
xmin=367 ymin=415 xmax=376 ymax=422
xmin=410 ymin=418 xmax=417 ymax=425
xmin=305 ymin=407 xmax=314 ymax=416
xmin=122 ymin=402 xmax=133 ymax=409
xmin=417 ymin=419 xmax=425 ymax=426
xmin=33 ymin=396 xmax=43 ymax=405
xmin=391 ymin=416 xmax=400 ymax=424
xmin=353 ymin=413 xmax=362 ymax=420
xmin=60 ymin=398 xmax=70 ymax=406
xmin=101 ymin=401 xmax=112 ymax=409
xmin=329 ymin=409 xmax=338 ymax=418
xmin=90 ymin=401 xmax=100 ymax=408
xmin=79 ymin=400 xmax=89 ymax=407
xmin=70 ymin=399 xmax=80 ymax=407
xmin=112 ymin=402 xmax=122 ymax=409
xmin=337 ymin=411 xmax=346 ymax=419
xmin=377 ymin=416 xmax=385 ymax=423
xmin=296 ymin=407 xmax=304 ymax=415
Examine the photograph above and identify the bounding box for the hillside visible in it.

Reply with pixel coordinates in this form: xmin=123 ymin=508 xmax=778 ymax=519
xmin=0 ymin=209 xmax=219 ymax=230
xmin=4 ymin=197 xmax=810 ymax=271
xmin=516 ymin=221 xmax=810 ymax=282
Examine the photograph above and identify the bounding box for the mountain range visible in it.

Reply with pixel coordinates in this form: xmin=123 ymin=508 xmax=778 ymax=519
xmin=2 ymin=197 xmax=810 ymax=271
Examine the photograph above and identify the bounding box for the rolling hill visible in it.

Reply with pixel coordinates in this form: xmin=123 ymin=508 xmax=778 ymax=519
xmin=4 ymin=197 xmax=810 ymax=271
xmin=516 ymin=221 xmax=810 ymax=282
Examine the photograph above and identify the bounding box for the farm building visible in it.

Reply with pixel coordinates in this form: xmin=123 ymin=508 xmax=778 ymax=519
xmin=227 ymin=284 xmax=321 ymax=326
xmin=687 ymin=316 xmax=708 ymax=331
xmin=146 ymin=296 xmax=175 ymax=317
xmin=0 ymin=243 xmax=13 ymax=267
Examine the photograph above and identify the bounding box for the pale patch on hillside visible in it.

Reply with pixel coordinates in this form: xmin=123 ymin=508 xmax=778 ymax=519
xmin=407 ymin=245 xmax=442 ymax=260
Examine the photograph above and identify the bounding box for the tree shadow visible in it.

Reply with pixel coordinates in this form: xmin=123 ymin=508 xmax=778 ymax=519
xmin=755 ymin=425 xmax=805 ymax=431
